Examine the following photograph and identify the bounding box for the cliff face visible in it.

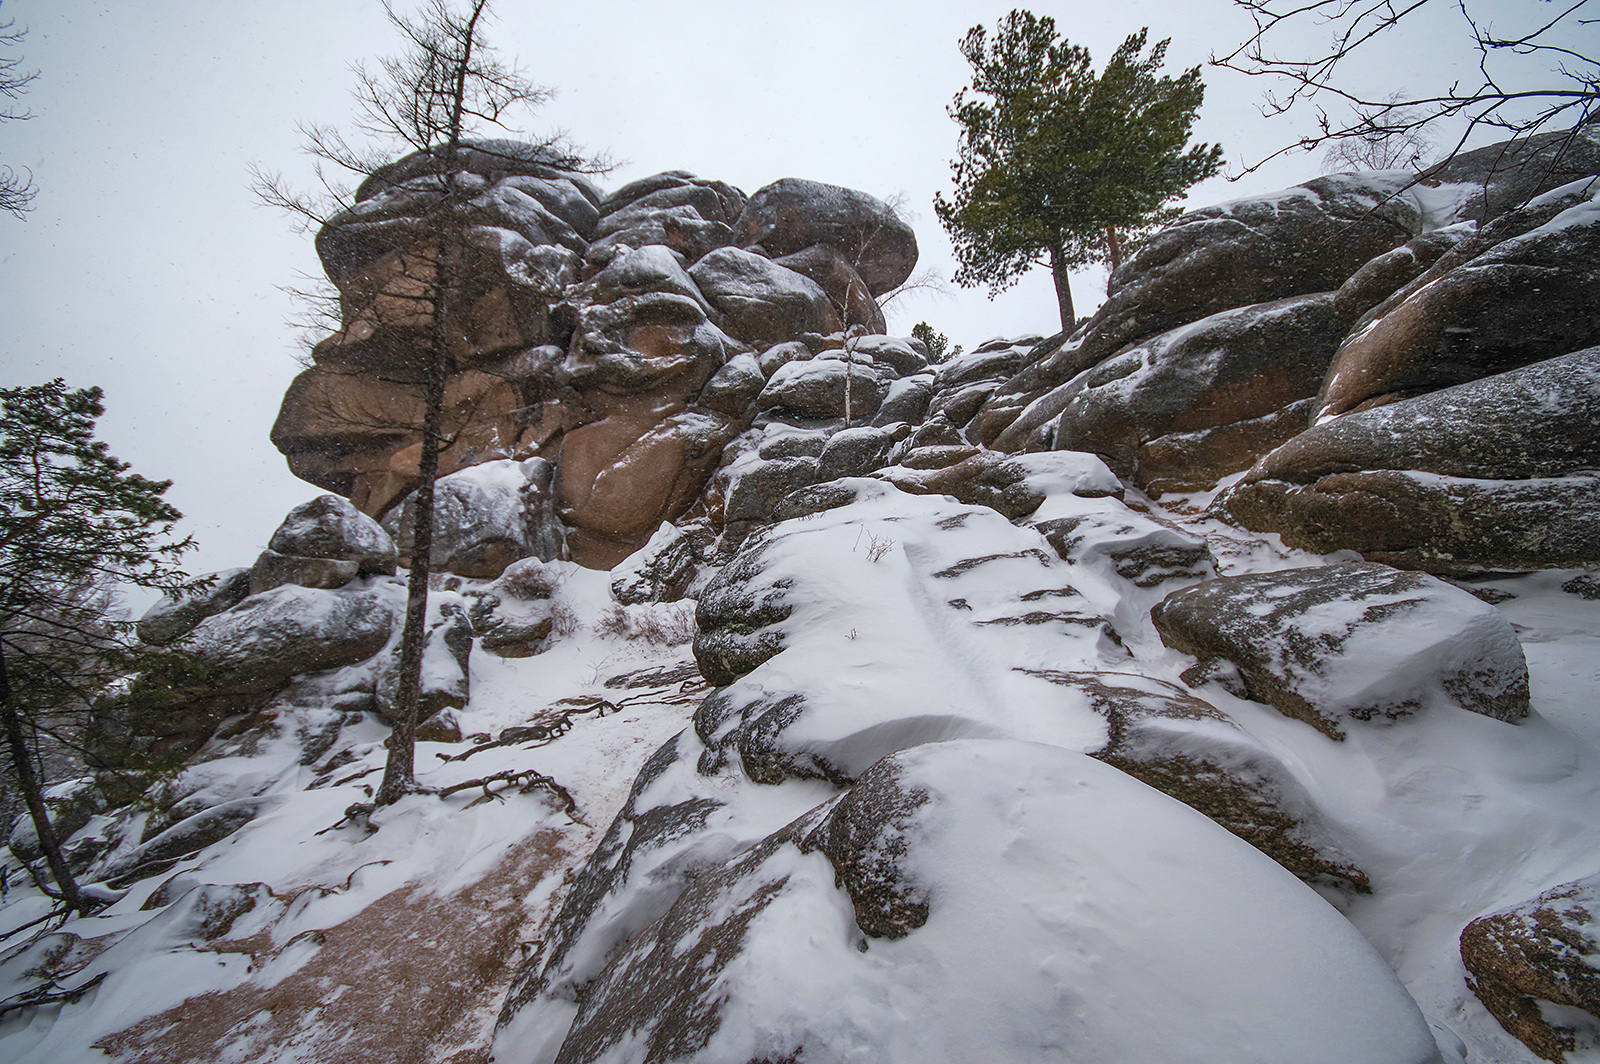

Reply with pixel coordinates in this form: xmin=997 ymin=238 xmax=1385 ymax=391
xmin=5 ymin=133 xmax=1600 ymax=1064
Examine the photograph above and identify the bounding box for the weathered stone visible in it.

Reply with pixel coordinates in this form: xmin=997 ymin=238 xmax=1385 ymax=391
xmin=1461 ymin=872 xmax=1600 ymax=1061
xmin=137 ymin=569 xmax=252 ymax=646
xmin=375 ymin=600 xmax=472 ymax=723
xmin=1152 ymin=562 xmax=1530 ymax=739
xmin=600 ymin=171 xmax=746 ymax=224
xmin=610 ymin=522 xmax=712 ymax=605
xmin=693 ymin=542 xmax=792 ymax=686
xmin=247 ymin=550 xmax=359 ymax=595
xmin=184 ymin=587 xmax=396 ymax=697
xmin=757 ymin=357 xmax=887 ymax=419
xmin=1420 ymin=125 xmax=1600 ymax=224
xmin=1030 ymin=293 xmax=1348 ymax=486
xmin=771 ymin=244 xmax=885 ymax=332
xmin=871 ymin=375 xmax=935 ymax=427
xmin=1031 ymin=499 xmax=1215 ymax=588
xmin=816 ymin=425 xmax=899 ymax=481
xmin=266 ymin=495 xmax=398 ymax=572
xmin=689 ymin=247 xmax=839 ymax=348
xmin=736 ymin=178 xmax=918 ymax=296
xmin=1317 ymin=185 xmax=1600 ymax=419
xmin=1032 ymin=671 xmax=1368 ymax=891
xmin=271 ymin=359 xmax=530 ymax=518
xmin=571 ymin=243 xmax=710 ymax=311
xmin=723 ymin=455 xmax=819 ymax=524
xmin=385 ymin=458 xmax=564 ymax=579
xmin=693 ymin=352 xmax=764 ymax=416
xmin=1219 ymin=349 xmax=1600 ymax=571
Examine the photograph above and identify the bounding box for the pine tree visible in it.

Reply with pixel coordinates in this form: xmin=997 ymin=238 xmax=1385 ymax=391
xmin=935 ymin=12 xmax=1224 ymax=330
xmin=0 ymin=380 xmax=194 ymax=911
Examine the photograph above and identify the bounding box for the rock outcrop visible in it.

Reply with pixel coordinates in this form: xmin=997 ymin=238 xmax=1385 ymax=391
xmin=31 ymin=131 xmax=1600 ymax=1064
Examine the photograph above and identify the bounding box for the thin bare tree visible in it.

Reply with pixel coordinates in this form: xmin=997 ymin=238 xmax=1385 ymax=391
xmin=255 ymin=0 xmax=596 ymax=806
xmin=1 ymin=1 xmax=38 ymax=218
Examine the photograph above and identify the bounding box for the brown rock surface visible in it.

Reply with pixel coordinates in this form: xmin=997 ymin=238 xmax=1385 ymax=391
xmin=1461 ymin=873 xmax=1600 ymax=1061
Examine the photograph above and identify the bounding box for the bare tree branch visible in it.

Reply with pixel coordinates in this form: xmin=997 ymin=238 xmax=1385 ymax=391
xmin=1213 ymin=0 xmax=1598 ymax=176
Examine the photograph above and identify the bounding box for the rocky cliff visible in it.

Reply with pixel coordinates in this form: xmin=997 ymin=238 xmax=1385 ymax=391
xmin=4 ymin=129 xmax=1600 ymax=1064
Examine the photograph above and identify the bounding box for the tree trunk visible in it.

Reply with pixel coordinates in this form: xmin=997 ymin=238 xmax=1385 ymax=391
xmin=375 ymin=237 xmax=453 ymax=808
xmin=0 ymin=642 xmax=86 ymax=912
xmin=1049 ymin=245 xmax=1075 ymax=332
xmin=1105 ymin=227 xmax=1123 ymax=275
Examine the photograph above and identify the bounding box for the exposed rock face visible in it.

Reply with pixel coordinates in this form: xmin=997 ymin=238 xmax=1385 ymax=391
xmin=273 ymin=146 xmax=918 ymax=570
xmin=1420 ymin=125 xmax=1600 ymax=224
xmin=1317 ymin=179 xmax=1600 ymax=419
xmin=1152 ymin=562 xmax=1530 ymax=738
xmin=1218 ymin=349 xmax=1600 ymax=571
xmin=1461 ymin=873 xmax=1600 ymax=1061
xmin=183 ymin=587 xmax=396 ymax=697
xmin=136 ymin=568 xmax=252 ymax=646
xmin=734 ymin=176 xmax=918 ymax=296
xmin=969 ymin=172 xmax=1427 ymax=449
xmin=1034 ymin=670 xmax=1368 ymax=891
xmin=1045 ymin=292 xmax=1349 ymax=490
xmin=82 ymin=134 xmax=1600 ymax=1064
xmin=384 ymin=458 xmax=564 ymax=579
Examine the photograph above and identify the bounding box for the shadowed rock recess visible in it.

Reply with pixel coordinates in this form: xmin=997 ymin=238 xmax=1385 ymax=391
xmin=7 ymin=132 xmax=1600 ymax=1064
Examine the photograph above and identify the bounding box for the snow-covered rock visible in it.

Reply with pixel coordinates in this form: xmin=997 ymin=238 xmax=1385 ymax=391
xmin=513 ymin=741 xmax=1439 ymax=1064
xmin=1318 ymin=178 xmax=1600 ymax=420
xmin=1220 ymin=348 xmax=1600 ymax=571
xmin=689 ymin=247 xmax=838 ymax=347
xmin=1153 ymin=562 xmax=1530 ymax=738
xmin=735 ymin=177 xmax=917 ymax=296
xmin=135 ymin=568 xmax=252 ymax=646
xmin=1035 ymin=293 xmax=1348 ymax=490
xmin=1460 ymin=871 xmax=1600 ymax=1060
xmin=385 ymin=458 xmax=564 ymax=579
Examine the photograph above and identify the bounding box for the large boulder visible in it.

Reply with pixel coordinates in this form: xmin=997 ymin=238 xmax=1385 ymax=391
xmin=183 ymin=586 xmax=396 ymax=696
xmin=384 ymin=458 xmax=565 ymax=579
xmin=755 ymin=356 xmax=888 ymax=420
xmin=271 ymin=359 xmax=531 ymax=518
xmin=1022 ymin=292 xmax=1348 ymax=488
xmin=1152 ymin=562 xmax=1530 ymax=739
xmin=599 ymin=171 xmax=746 ymax=225
xmin=1461 ymin=872 xmax=1600 ymax=1061
xmin=1036 ymin=671 xmax=1368 ymax=891
xmin=528 ymin=741 xmax=1439 ymax=1064
xmin=1218 ymin=348 xmax=1600 ymax=571
xmin=1419 ymin=125 xmax=1600 ymax=224
xmin=137 ymin=569 xmax=252 ymax=646
xmin=771 ymin=244 xmax=885 ymax=332
xmin=1317 ymin=180 xmax=1600 ymax=419
xmin=250 ymin=494 xmax=398 ymax=594
xmin=736 ymin=178 xmax=918 ymax=296
xmin=688 ymin=247 xmax=839 ymax=347
xmin=968 ymin=173 xmax=1426 ymax=447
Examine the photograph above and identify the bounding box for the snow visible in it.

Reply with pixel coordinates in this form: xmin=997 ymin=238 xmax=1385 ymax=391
xmin=5 ymin=467 xmax=1600 ymax=1064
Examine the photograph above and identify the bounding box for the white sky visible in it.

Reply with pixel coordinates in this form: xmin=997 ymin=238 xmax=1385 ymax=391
xmin=0 ymin=0 xmax=1566 ymax=579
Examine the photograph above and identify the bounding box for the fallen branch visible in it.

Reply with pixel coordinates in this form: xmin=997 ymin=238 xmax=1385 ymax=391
xmin=0 ymin=971 xmax=107 ymax=1019
xmin=0 ymin=903 xmax=71 ymax=944
xmin=436 ymin=769 xmax=580 ymax=819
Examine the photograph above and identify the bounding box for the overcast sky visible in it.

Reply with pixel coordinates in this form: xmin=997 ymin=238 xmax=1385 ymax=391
xmin=1 ymin=0 xmax=1571 ymax=585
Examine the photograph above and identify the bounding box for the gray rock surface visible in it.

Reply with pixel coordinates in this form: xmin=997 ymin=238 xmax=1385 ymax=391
xmin=1220 ymin=348 xmax=1600 ymax=571
xmin=1460 ymin=871 xmax=1600 ymax=1061
xmin=137 ymin=569 xmax=252 ymax=646
xmin=1152 ymin=562 xmax=1530 ymax=738
xmin=736 ymin=178 xmax=918 ymax=296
